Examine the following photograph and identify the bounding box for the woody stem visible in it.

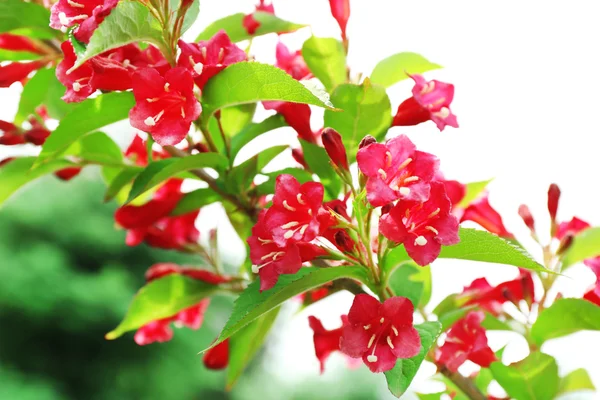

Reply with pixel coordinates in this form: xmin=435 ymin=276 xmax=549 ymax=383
xmin=438 ymin=364 xmax=487 ymax=400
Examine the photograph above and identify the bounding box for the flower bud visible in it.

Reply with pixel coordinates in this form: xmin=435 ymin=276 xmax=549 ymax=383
xmin=291 ymin=148 xmax=309 ymax=170
xmin=334 ymin=230 xmax=356 ymax=253
xmin=381 ymin=203 xmax=393 ymax=215
xmin=358 ymin=135 xmax=376 ymax=149
xmin=203 ymin=339 xmax=229 ymax=370
xmin=547 ymin=183 xmax=561 ymax=221
xmin=556 ymin=234 xmax=574 ymax=255
xmin=55 ymin=167 xmax=81 ymax=181
xmin=518 ymin=204 xmax=535 ymax=232
xmin=328 ymin=0 xmax=350 ymax=41
xmin=322 ymin=127 xmax=349 ymax=171
xmin=0 ymin=157 xmax=15 ymax=167
xmin=24 ymin=127 xmax=50 ymax=146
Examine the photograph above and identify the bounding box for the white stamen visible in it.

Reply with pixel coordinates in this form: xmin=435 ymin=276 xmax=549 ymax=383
xmin=146 ymin=98 xmax=159 ymax=103
xmin=164 ymin=83 xmax=170 ymax=92
xmin=122 ymin=59 xmax=131 ymax=67
xmin=404 ymin=176 xmax=419 ymax=183
xmin=399 ymin=187 xmax=411 ymax=196
xmin=144 ymin=116 xmax=156 ymax=126
xmin=387 ymin=336 xmax=395 ymax=349
xmin=435 ymin=107 xmax=450 ymax=118
xmin=181 ymin=107 xmax=186 ymax=118
xmin=217 ymin=48 xmax=225 ymax=63
xmin=428 ymin=208 xmax=441 ymax=218
xmin=154 ymin=110 xmax=164 ymax=122
xmin=281 ymin=221 xmax=299 ymax=229
xmin=60 ymin=26 xmax=68 ymax=33
xmin=200 ymin=47 xmax=207 ymax=59
xmin=282 ymin=200 xmax=296 ymax=212
xmin=72 ymin=82 xmax=82 ymax=92
xmin=385 ymin=151 xmax=392 ymax=167
xmin=367 ymin=334 xmax=376 ymax=348
xmin=258 ymin=237 xmax=272 ymax=244
xmin=380 ymin=317 xmax=385 ymax=324
xmin=414 ymin=236 xmax=428 ymax=246
xmin=367 ymin=355 xmax=378 ymax=363
xmin=283 ymin=230 xmax=295 ymax=239
xmin=299 ymin=224 xmax=308 ymax=236
xmin=398 ymin=157 xmax=413 ymax=170
xmin=391 ymin=325 xmax=399 ymax=336
xmin=252 ymin=264 xmax=259 ymax=273
xmin=67 ymin=0 xmax=85 ymax=7
xmin=363 ymin=324 xmax=371 ymax=330
xmin=426 ymin=226 xmax=439 ymax=235
xmin=421 ymin=81 xmax=435 ymax=94
xmin=410 ymin=223 xmax=416 ymax=231
xmin=193 ymin=62 xmax=204 ymax=75
xmin=378 ymin=168 xmax=387 ymax=180
xmin=296 ymin=193 xmax=306 ymax=204
xmin=59 ymin=12 xmax=70 ymax=26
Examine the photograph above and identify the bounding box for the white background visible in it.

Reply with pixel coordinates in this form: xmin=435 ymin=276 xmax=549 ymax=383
xmin=2 ymin=0 xmax=599 ymax=398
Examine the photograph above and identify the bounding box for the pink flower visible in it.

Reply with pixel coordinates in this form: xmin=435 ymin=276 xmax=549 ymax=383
xmin=308 ymin=315 xmax=347 ymax=373
xmin=379 ymin=181 xmax=460 ymax=266
xmin=275 ymin=42 xmax=311 ymax=81
xmin=435 ymin=311 xmax=496 ymax=372
xmin=340 ymin=294 xmax=421 ymax=373
xmin=129 ymin=67 xmax=201 ymax=146
xmin=177 ymin=31 xmax=246 ymax=89
xmin=460 ymin=278 xmax=503 ymax=315
xmin=461 ymin=271 xmax=535 ymax=315
xmin=242 ymin=0 xmax=275 ymax=35
xmin=584 ymin=257 xmax=600 ymax=280
xmin=460 ymin=194 xmax=514 ymax=239
xmin=357 ymin=134 xmax=439 ymax=207
xmin=50 ymin=0 xmax=118 ymax=43
xmin=393 ymin=74 xmax=458 ymax=131
xmin=328 ymin=0 xmax=350 ymax=41
xmin=203 ymin=339 xmax=229 ymax=370
xmin=555 ymin=216 xmax=590 ymax=240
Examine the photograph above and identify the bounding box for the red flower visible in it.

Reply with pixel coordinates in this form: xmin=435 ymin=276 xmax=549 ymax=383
xmin=242 ymin=0 xmax=275 ymax=35
xmin=24 ymin=127 xmax=51 ymax=146
xmin=461 ymin=271 xmax=535 ymax=315
xmin=379 ymin=181 xmax=460 ymax=266
xmin=129 ymin=67 xmax=201 ymax=146
xmin=584 ymin=283 xmax=600 ymax=306
xmin=145 ymin=263 xmax=231 ymax=285
xmin=264 ymin=174 xmax=324 ymax=246
xmin=56 ymin=41 xmax=95 ymax=101
xmin=340 ymin=294 xmax=421 ymax=373
xmin=0 ymin=33 xmax=45 ymax=54
xmin=174 ymin=300 xmax=210 ymax=329
xmin=248 ymin=209 xmax=325 ymax=291
xmin=328 ymin=0 xmax=351 ymax=41
xmin=555 ymin=217 xmax=590 ymax=240
xmin=460 ymin=278 xmax=503 ymax=315
xmin=357 ymin=134 xmax=439 ymax=207
xmin=177 ymin=31 xmax=246 ymax=89
xmin=392 ymin=74 xmax=458 ymax=131
xmin=439 ymin=179 xmax=466 ymax=209
xmin=318 ymin=199 xmax=356 ymax=253
xmin=50 ymin=0 xmax=118 ymax=43
xmin=124 ymin=134 xmax=170 ymax=166
xmin=0 ymin=60 xmax=45 ymax=87
xmin=0 ymin=120 xmax=25 ymax=145
xmin=436 ymin=311 xmax=496 ymax=372
xmin=134 ymin=319 xmax=173 ymax=345
xmin=55 ymin=167 xmax=82 ymax=181
xmin=275 ymin=42 xmax=311 ymax=81
xmin=308 ymin=315 xmax=347 ymax=373
xmin=322 ymin=127 xmax=349 ymax=172
xmin=203 ymin=339 xmax=229 ymax=370
xmin=263 ymin=101 xmax=317 ymax=143
xmin=460 ymin=195 xmax=514 ymax=239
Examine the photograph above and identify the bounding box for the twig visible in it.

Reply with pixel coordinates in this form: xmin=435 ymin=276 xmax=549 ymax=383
xmin=438 ymin=364 xmax=487 ymax=400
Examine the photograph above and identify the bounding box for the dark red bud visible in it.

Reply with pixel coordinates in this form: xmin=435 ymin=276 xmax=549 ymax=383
xmin=145 ymin=263 xmax=181 ymax=282
xmin=547 ymin=183 xmax=561 ymax=221
xmin=55 ymin=167 xmax=82 ymax=181
xmin=381 ymin=203 xmax=393 ymax=215
xmin=0 ymin=157 xmax=15 ymax=167
xmin=24 ymin=127 xmax=50 ymax=146
xmin=203 ymin=339 xmax=229 ymax=370
xmin=518 ymin=204 xmax=535 ymax=232
xmin=321 ymin=127 xmax=349 ymax=171
xmin=358 ymin=135 xmax=376 ymax=149
xmin=334 ymin=230 xmax=356 ymax=253
xmin=556 ymin=234 xmax=574 ymax=255
xmin=291 ymin=148 xmax=309 ymax=170
xmin=194 ymin=142 xmax=210 ymax=153
xmin=328 ymin=0 xmax=350 ymax=40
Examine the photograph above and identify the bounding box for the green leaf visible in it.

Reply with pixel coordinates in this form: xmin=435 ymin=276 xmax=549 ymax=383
xmin=195 ymin=12 xmax=305 ymax=42
xmin=201 ymin=266 xmax=369 ymax=352
xmin=302 ymin=36 xmax=347 ymax=92
xmin=126 ymin=153 xmax=228 ymax=203
xmin=0 ymin=0 xmax=56 ymax=39
xmin=370 ymin=52 xmax=442 ymax=88
xmin=531 ymin=298 xmax=600 ymax=345
xmin=299 ymin=139 xmax=341 ymax=200
xmin=457 ymin=179 xmax=493 ymax=208
xmin=103 ymin=167 xmax=142 ymax=203
xmin=562 ymin=227 xmax=600 ymax=268
xmin=200 ymin=62 xmax=336 ymax=129
xmin=230 ymin=114 xmax=287 ymax=162
xmin=64 ymin=132 xmax=124 ymax=166
xmin=384 ymin=321 xmax=443 ymax=398
xmin=384 ymin=228 xmax=547 ymax=273
xmin=105 ymin=274 xmax=218 ymax=340
xmin=481 ymin=312 xmax=513 ymax=331
xmin=44 ymin=71 xmax=77 ymax=120
xmin=14 ymin=67 xmax=54 ymax=125
xmin=490 ymin=352 xmax=559 ymax=400
xmin=72 ymin=0 xmax=166 ymax=70
xmin=323 ymin=79 xmax=392 ymax=161
xmin=34 ymin=92 xmax=135 ymax=167
xmin=207 ymin=104 xmax=257 ymax=155
xmin=0 ymin=157 xmax=76 ymax=207
xmin=558 ymin=368 xmax=595 ymax=395
xmin=0 ymin=49 xmax=40 ymax=61
xmin=171 ymin=188 xmax=222 ymax=215
xmin=226 ymin=307 xmax=280 ymax=390
xmin=386 ymin=262 xmax=431 ymax=308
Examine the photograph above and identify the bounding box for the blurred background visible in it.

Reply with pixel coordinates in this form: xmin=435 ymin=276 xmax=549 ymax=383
xmin=1 ymin=0 xmax=600 ymax=399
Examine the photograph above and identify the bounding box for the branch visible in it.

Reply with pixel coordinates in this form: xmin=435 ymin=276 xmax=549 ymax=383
xmin=163 ymin=145 xmax=258 ymax=220
xmin=438 ymin=364 xmax=487 ymax=400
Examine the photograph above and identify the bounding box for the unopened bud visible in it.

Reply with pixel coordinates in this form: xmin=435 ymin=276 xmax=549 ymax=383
xmin=291 ymin=148 xmax=309 ymax=170
xmin=203 ymin=339 xmax=229 ymax=370
xmin=358 ymin=135 xmax=376 ymax=149
xmin=381 ymin=203 xmax=393 ymax=215
xmin=547 ymin=183 xmax=561 ymax=222
xmin=0 ymin=157 xmax=15 ymax=167
xmin=518 ymin=204 xmax=535 ymax=232
xmin=556 ymin=234 xmax=574 ymax=255
xmin=24 ymin=128 xmax=50 ymax=146
xmin=194 ymin=142 xmax=210 ymax=153
xmin=334 ymin=230 xmax=356 ymax=253
xmin=55 ymin=167 xmax=82 ymax=181
xmin=328 ymin=0 xmax=350 ymax=40
xmin=321 ymin=127 xmax=349 ymax=171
